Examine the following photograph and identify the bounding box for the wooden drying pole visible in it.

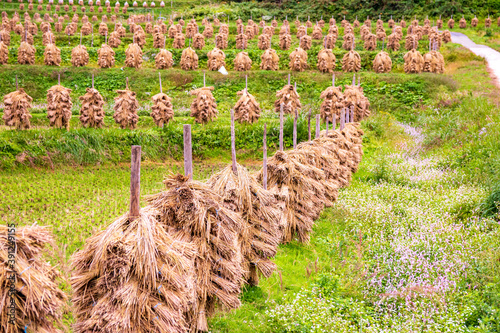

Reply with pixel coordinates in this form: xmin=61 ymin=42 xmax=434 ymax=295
xmin=307 ymin=108 xmax=311 ymax=141
xmin=230 ymin=109 xmax=237 ymax=174
xmin=340 ymin=108 xmax=345 ymax=130
xmin=326 ymin=117 xmax=329 ymax=135
xmin=263 ymin=123 xmax=267 ymax=190
xmin=183 ymin=124 xmax=193 ymax=179
xmin=332 ymin=114 xmax=336 ymax=130
xmin=279 ymin=103 xmax=284 ymax=151
xmin=129 ymin=145 xmax=141 ymax=220
xmin=293 ymin=109 xmax=298 ymax=149
xmin=315 ymin=114 xmax=320 ymax=138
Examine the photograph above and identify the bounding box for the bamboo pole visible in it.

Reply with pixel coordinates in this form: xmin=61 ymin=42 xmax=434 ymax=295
xmin=279 ymin=103 xmax=284 ymax=151
xmin=231 ymin=109 xmax=237 ymax=174
xmin=263 ymin=123 xmax=268 ymax=190
xmin=183 ymin=124 xmax=193 ymax=179
xmin=307 ymin=108 xmax=311 ymax=141
xmin=129 ymin=145 xmax=141 ymax=220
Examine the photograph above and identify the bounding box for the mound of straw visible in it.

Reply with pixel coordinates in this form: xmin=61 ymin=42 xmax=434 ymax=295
xmin=423 ymin=50 xmax=444 ymax=74
xmin=0 ymin=29 xmax=10 ymax=46
xmin=44 ymin=43 xmax=61 ymax=66
xmin=153 ymin=31 xmax=165 ymax=49
xmin=151 ymin=92 xmax=174 ymax=127
xmin=342 ymin=33 xmax=354 ymax=50
xmin=155 ymin=48 xmax=174 ymax=69
xmin=263 ymin=25 xmax=274 ymax=36
xmin=108 ymin=31 xmax=121 ymax=47
xmin=236 ymin=33 xmax=248 ymax=50
xmin=459 ymin=17 xmax=466 ymax=28
xmin=98 ymin=22 xmax=108 ymax=36
xmin=190 ymin=86 xmax=218 ymax=124
xmin=173 ymin=32 xmax=185 ymax=49
xmin=168 ymin=24 xmax=178 ymax=38
xmin=2 ymin=88 xmax=32 ymax=129
xmin=442 ymin=30 xmax=451 ymax=43
xmin=274 ymin=84 xmax=301 ymax=115
xmin=373 ymin=51 xmax=392 ymax=73
xmin=320 ymin=85 xmax=344 ymax=122
xmin=0 ymin=40 xmax=7 ymax=64
xmin=279 ymin=33 xmax=291 ymax=50
xmin=324 ymin=33 xmax=336 ymax=49
xmin=134 ymin=27 xmax=146 ymax=48
xmin=193 ymin=32 xmax=205 ymax=50
xmin=289 ymin=47 xmax=308 ymax=72
xmin=233 ymin=51 xmax=252 ymax=71
xmin=18 ymin=41 xmax=35 ymax=65
xmin=342 ymin=50 xmax=361 ymax=72
xmin=485 ymin=17 xmax=492 ymax=28
xmin=364 ymin=33 xmax=377 ymax=50
xmin=47 ymin=84 xmax=72 ymax=130
xmin=71 ymin=44 xmax=89 ymax=67
xmin=344 ymin=82 xmax=371 ymax=121
xmin=186 ymin=21 xmax=197 ymax=38
xmin=71 ymin=206 xmax=196 ymax=333
xmin=81 ymin=22 xmax=92 ymax=35
xmin=180 ymin=47 xmax=199 ymax=70
xmin=79 ymin=87 xmax=105 ymax=128
xmin=312 ymin=25 xmax=323 ymax=39
xmin=42 ymin=31 xmax=55 ymax=46
xmin=405 ymin=34 xmax=418 ymax=51
xmin=299 ymin=35 xmax=312 ymax=50
xmin=260 ymin=48 xmax=279 ymax=71
xmin=448 ymin=18 xmax=455 ymax=29
xmin=0 ymin=224 xmax=67 ymax=332
xmin=215 ymin=33 xmax=228 ymax=49
xmin=296 ymin=25 xmax=307 ymax=39
xmin=471 ymin=16 xmax=478 ymax=27
xmin=387 ymin=33 xmax=400 ymax=51
xmin=113 ymin=88 xmax=139 ymax=129
xmin=207 ymin=47 xmax=226 ymax=71
xmin=258 ymin=33 xmax=271 ymax=50
xmin=147 ymin=175 xmax=244 ymax=332
xmin=234 ymin=89 xmax=260 ymax=123
xmin=203 ymin=24 xmax=213 ymax=38
xmin=403 ymin=48 xmax=424 ymax=73
xmin=98 ymin=43 xmax=115 ymax=68
xmin=125 ymin=43 xmax=143 ymax=68
xmin=317 ymin=48 xmax=336 ymax=73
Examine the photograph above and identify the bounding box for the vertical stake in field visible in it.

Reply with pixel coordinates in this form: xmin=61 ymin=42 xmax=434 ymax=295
xmin=263 ymin=123 xmax=267 ymax=190
xmin=326 ymin=117 xmax=329 ymax=135
xmin=230 ymin=109 xmax=237 ymax=174
xmin=183 ymin=124 xmax=193 ymax=180
xmin=129 ymin=145 xmax=141 ymax=220
xmin=350 ymin=105 xmax=354 ymax=123
xmin=58 ymin=73 xmax=60 ymax=85
xmin=332 ymin=114 xmax=336 ymax=130
xmin=159 ymin=72 xmax=162 ymax=93
xmin=307 ymin=108 xmax=312 ymax=141
xmin=340 ymin=108 xmax=345 ymax=130
xmin=293 ymin=109 xmax=298 ymax=149
xmin=279 ymin=103 xmax=284 ymax=151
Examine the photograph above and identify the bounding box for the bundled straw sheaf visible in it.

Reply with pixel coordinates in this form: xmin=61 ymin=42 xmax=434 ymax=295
xmin=151 ymin=92 xmax=174 ymax=127
xmin=207 ymin=163 xmax=282 ymax=285
xmin=235 ymin=33 xmax=248 ymax=50
xmin=71 ymin=206 xmax=197 ymax=333
xmin=317 ymin=48 xmax=336 ymax=73
xmin=180 ymin=47 xmax=198 ymax=70
xmin=423 ymin=50 xmax=445 ymax=74
xmin=0 ymin=40 xmax=8 ymax=64
xmin=342 ymin=50 xmax=361 ymax=72
xmin=258 ymin=33 xmax=271 ymax=50
xmin=260 ymin=48 xmax=279 ymax=71
xmin=71 ymin=45 xmax=89 ymax=67
xmin=2 ymin=88 xmax=33 ymax=129
xmin=79 ymin=87 xmax=105 ymax=128
xmin=108 ymin=31 xmax=121 ymax=47
xmin=207 ymin=47 xmax=226 ymax=71
xmin=190 ymin=86 xmax=218 ymax=124
xmin=97 ymin=43 xmax=115 ymax=68
xmin=320 ymin=86 xmax=344 ymax=122
xmin=233 ymin=51 xmax=252 ymax=71
xmin=0 ymin=224 xmax=67 ymax=332
xmin=279 ymin=33 xmax=291 ymax=50
xmin=125 ymin=43 xmax=143 ymax=68
xmin=289 ymin=47 xmax=308 ymax=72
xmin=113 ymin=88 xmax=139 ymax=129
xmin=343 ymin=83 xmax=371 ymax=121
xmin=387 ymin=33 xmax=401 ymax=51
xmin=147 ymin=175 xmax=244 ymax=332
xmin=234 ymin=89 xmax=261 ymax=124
xmin=47 ymin=84 xmax=72 ymax=130
xmin=44 ymin=43 xmax=61 ymax=66
xmin=373 ymin=51 xmax=392 ymax=73
xmin=155 ymin=48 xmax=174 ymax=69
xmin=18 ymin=41 xmax=35 ymax=65
xmin=403 ymin=48 xmax=424 ymax=73
xmin=274 ymin=84 xmax=301 ymax=114
xmin=192 ymin=33 xmax=205 ymax=50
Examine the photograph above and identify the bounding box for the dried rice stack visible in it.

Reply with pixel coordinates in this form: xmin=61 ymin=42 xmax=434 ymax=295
xmin=97 ymin=43 xmax=115 ymax=68
xmin=0 ymin=40 xmax=7 ymax=64
xmin=233 ymin=51 xmax=252 ymax=71
xmin=193 ymin=32 xmax=205 ymax=50
xmin=109 ymin=31 xmax=121 ymax=47
xmin=312 ymin=24 xmax=323 ymax=39
xmin=289 ymin=47 xmax=308 ymax=72
xmin=155 ymin=48 xmax=174 ymax=69
xmin=113 ymin=88 xmax=139 ymax=129
xmin=236 ymin=33 xmax=248 ymax=50
xmin=364 ymin=33 xmax=377 ymax=50
xmin=317 ymin=48 xmax=336 ymax=73
xmin=0 ymin=225 xmax=67 ymax=332
xmin=168 ymin=24 xmax=178 ymax=38
xmin=486 ymin=16 xmax=492 ymax=28
xmin=263 ymin=25 xmax=274 ymax=36
xmin=234 ymin=89 xmax=260 ymax=123
xmin=134 ymin=27 xmax=146 ymax=48
xmin=42 ymin=31 xmax=55 ymax=46
xmin=44 ymin=42 xmax=61 ymax=66
xmin=360 ymin=25 xmax=370 ymax=40
xmin=153 ymin=31 xmax=165 ymax=49
xmin=173 ymin=32 xmax=185 ymax=49
xmin=215 ymin=33 xmax=228 ymax=49
xmin=279 ymin=33 xmax=291 ymax=50
xmin=71 ymin=206 xmax=196 ymax=333
xmin=180 ymin=47 xmax=199 ymax=70
xmin=18 ymin=41 xmax=35 ymax=65
xmin=2 ymin=88 xmax=33 ymax=129
xmin=79 ymin=87 xmax=105 ymax=128
xmin=373 ymin=51 xmax=392 ymax=73
xmin=376 ymin=28 xmax=386 ymax=41
xmin=99 ymin=22 xmax=108 ymax=35
xmin=387 ymin=33 xmax=401 ymax=51
xmin=324 ymin=33 xmax=336 ymax=49
xmin=190 ymin=86 xmax=217 ymax=124
xmin=471 ymin=16 xmax=478 ymax=27
xmin=342 ymin=50 xmax=361 ymax=72
xmin=328 ymin=25 xmax=339 ymax=37
xmin=71 ymin=44 xmax=89 ymax=67
xmin=299 ymin=35 xmax=312 ymax=50
xmin=296 ymin=25 xmax=307 ymax=38
xmin=147 ymin=175 xmax=244 ymax=331
xmin=207 ymin=47 xmax=226 ymax=71
xmin=423 ymin=50 xmax=445 ymax=74
xmin=207 ymin=163 xmax=281 ymax=285
xmin=151 ymin=92 xmax=174 ymax=126
xmin=442 ymin=30 xmax=452 ymax=43
xmin=0 ymin=29 xmax=10 ymax=46
xmin=186 ymin=20 xmax=197 ymax=38
xmin=81 ymin=22 xmax=92 ymax=35
xmin=125 ymin=42 xmax=143 ymax=68
xmin=344 ymin=83 xmax=370 ymax=121
xmin=260 ymin=48 xmax=279 ymax=70
xmin=320 ymin=85 xmax=344 ymax=122
xmin=274 ymin=84 xmax=301 ymax=114
xmin=47 ymin=84 xmax=72 ymax=130
xmin=258 ymin=33 xmax=271 ymax=50
xmin=459 ymin=17 xmax=466 ymax=28
xmin=342 ymin=33 xmax=354 ymax=50
xmin=403 ymin=48 xmax=424 ymax=73
xmin=448 ymin=18 xmax=455 ymax=29
xmin=256 ymin=150 xmax=335 ymax=243
xmin=203 ymin=23 xmax=214 ymax=38
xmin=405 ymin=33 xmax=418 ymax=51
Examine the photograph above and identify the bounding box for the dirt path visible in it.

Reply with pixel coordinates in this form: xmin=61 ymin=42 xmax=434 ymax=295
xmin=451 ymin=32 xmax=500 ymax=87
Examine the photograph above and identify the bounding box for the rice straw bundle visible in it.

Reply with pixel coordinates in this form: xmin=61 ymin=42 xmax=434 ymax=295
xmin=394 ymin=26 xmax=403 ymax=39
xmin=279 ymin=33 xmax=291 ymax=50
xmin=388 ymin=17 xmax=395 ymax=28
xmin=245 ymin=24 xmax=255 ymax=39
xmin=306 ymin=19 xmax=313 ymax=28
xmin=98 ymin=23 xmax=108 ymax=38
xmin=125 ymin=42 xmax=143 ymax=68
xmin=289 ymin=47 xmax=308 ymax=72
xmin=342 ymin=33 xmax=354 ymax=50
xmin=219 ymin=23 xmax=229 ymax=36
xmin=113 ymin=87 xmax=139 ymax=129
xmin=147 ymin=175 xmax=244 ymax=332
xmin=437 ymin=18 xmax=443 ymax=29
xmin=330 ymin=17 xmax=336 ymax=26
xmin=471 ymin=16 xmax=478 ymax=27
xmin=312 ymin=24 xmax=323 ymax=39
xmin=2 ymin=88 xmax=33 ymax=129
xmin=459 ymin=17 xmax=466 ymax=28
xmin=28 ymin=22 xmax=38 ymax=35
xmin=343 ymin=82 xmax=370 ymax=121
xmin=296 ymin=25 xmax=307 ymax=39
xmin=328 ymin=24 xmax=339 ymax=37
xmin=258 ymin=33 xmax=271 ymax=50
xmin=387 ymin=33 xmax=401 ymax=51
xmin=44 ymin=43 xmax=61 ymax=66
xmin=0 ymin=224 xmax=67 ymax=332
xmin=405 ymin=33 xmax=418 ymax=51
xmin=376 ymin=28 xmax=386 ymax=41
xmin=342 ymin=49 xmax=361 ymax=72
xmin=263 ymin=25 xmax=274 ymax=36
xmin=320 ymin=85 xmax=343 ymax=122
xmin=214 ymin=17 xmax=220 ymax=26
xmin=442 ymin=30 xmax=451 ymax=43
xmin=40 ymin=22 xmax=51 ymax=34
xmin=18 ymin=41 xmax=35 ymax=65
xmin=274 ymin=83 xmax=301 ymax=114
xmin=79 ymin=87 xmax=105 ymax=128
xmin=429 ymin=30 xmax=442 ymax=49
xmin=42 ymin=31 xmax=56 ymax=46
xmin=192 ymin=32 xmax=205 ymax=50
xmin=323 ymin=33 xmax=336 ymax=49
xmin=65 ymin=22 xmax=77 ymax=35
xmin=14 ymin=23 xmax=24 ymax=36
xmin=0 ymin=29 xmax=10 ymax=46
xmin=299 ymin=35 xmax=312 ymax=50
xmin=134 ymin=27 xmax=146 ymax=48
xmin=190 ymin=86 xmax=218 ymax=123
xmin=71 ymin=44 xmax=89 ymax=67
xmin=47 ymin=83 xmax=72 ymax=130
xmin=233 ymin=51 xmax=252 ymax=71
xmin=236 ymin=33 xmax=248 ymax=50
xmin=180 ymin=47 xmax=198 ymax=70
xmin=71 ymin=206 xmax=197 ymax=333
xmin=81 ymin=22 xmax=92 ymax=35
xmin=207 ymin=47 xmax=226 ymax=71
xmin=151 ymin=92 xmax=174 ymax=127
xmin=215 ymin=33 xmax=228 ymax=49
xmin=153 ymin=31 xmax=164 ymax=49
xmin=317 ymin=48 xmax=336 ymax=73
xmin=172 ymin=32 xmax=185 ymax=49
xmin=364 ymin=33 xmax=377 ymax=50
xmin=0 ymin=40 xmax=7 ymax=64
xmin=234 ymin=89 xmax=260 ymax=123
xmin=168 ymin=24 xmax=178 ymax=38
xmin=260 ymin=48 xmax=279 ymax=70
xmin=448 ymin=17 xmax=455 ymax=29
xmin=423 ymin=49 xmax=444 ymax=74
xmin=403 ymin=48 xmax=424 ymax=73
xmin=373 ymin=51 xmax=392 ymax=73
xmin=108 ymin=30 xmax=121 ymax=47
xmin=202 ymin=23 xmax=213 ymax=38
xmin=155 ymin=48 xmax=173 ymax=69
xmin=364 ymin=18 xmax=372 ymax=27
xmin=207 ymin=163 xmax=282 ymax=285
xmin=186 ymin=21 xmax=197 ymax=38
xmin=360 ymin=25 xmax=370 ymax=41
xmin=485 ymin=16 xmax=492 ymax=28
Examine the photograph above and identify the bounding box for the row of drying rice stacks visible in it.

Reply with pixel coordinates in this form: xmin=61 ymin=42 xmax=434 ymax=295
xmin=14 ymin=0 xmax=159 ymax=13
xmin=3 ymin=72 xmax=368 ymax=129
xmin=1 ymin=75 xmax=368 ymax=332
